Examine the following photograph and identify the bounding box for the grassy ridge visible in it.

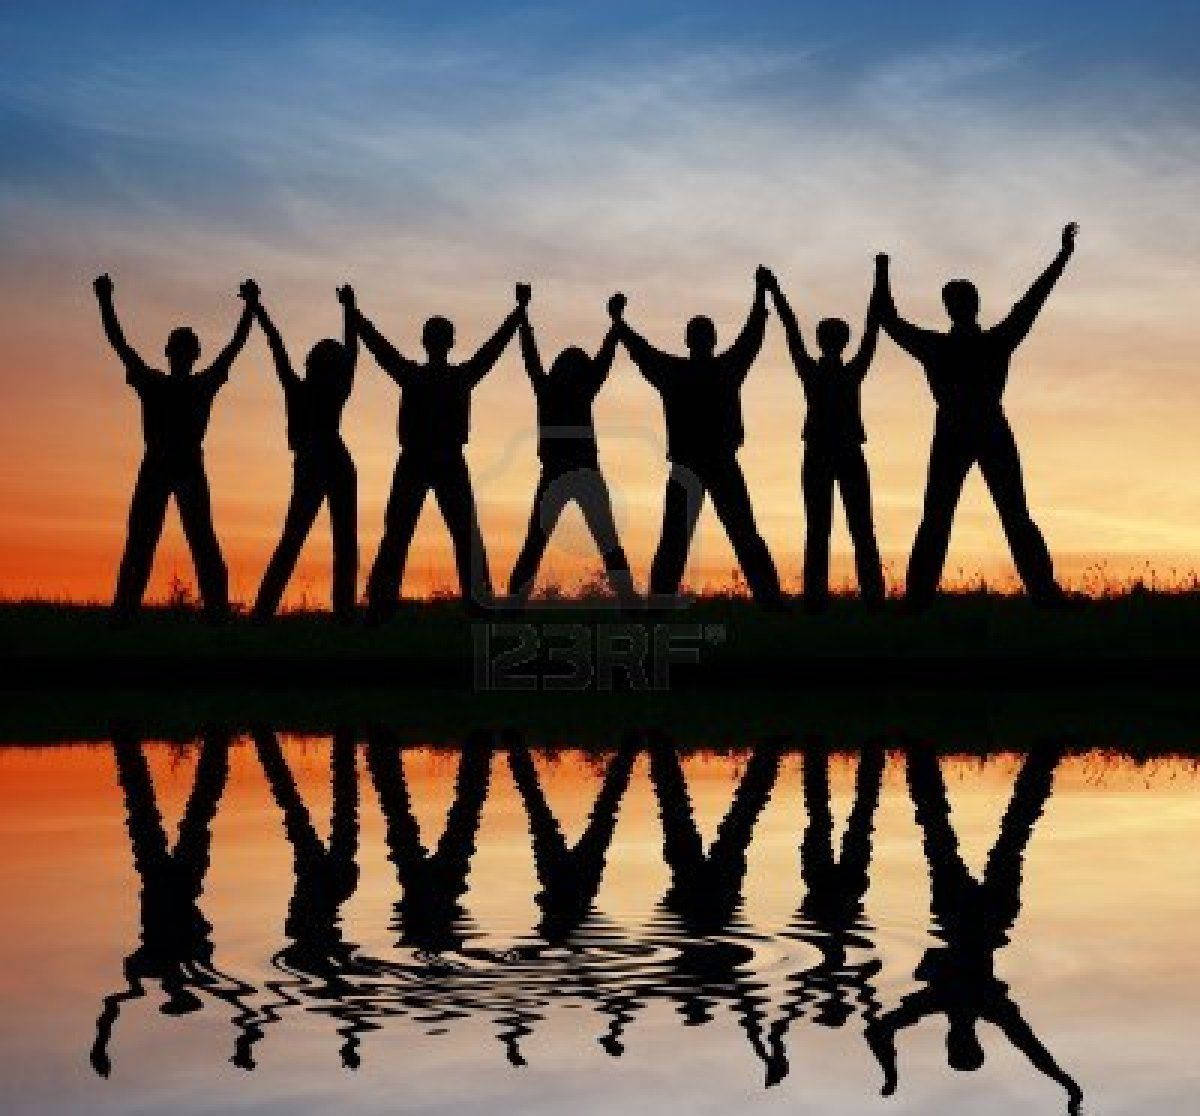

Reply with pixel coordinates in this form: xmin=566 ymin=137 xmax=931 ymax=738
xmin=0 ymin=589 xmax=1196 ymax=688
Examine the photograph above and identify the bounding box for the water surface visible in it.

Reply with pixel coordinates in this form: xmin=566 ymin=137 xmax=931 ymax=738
xmin=1 ymin=734 xmax=1197 ymax=1114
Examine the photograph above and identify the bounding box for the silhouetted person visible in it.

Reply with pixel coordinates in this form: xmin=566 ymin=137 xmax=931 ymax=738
xmin=365 ymin=731 xmax=493 ymax=954
xmin=508 ymin=739 xmax=638 ymax=944
xmin=92 ymin=731 xmax=258 ymax=1077
xmin=351 ymin=287 xmax=530 ymax=618
xmin=764 ymin=744 xmax=885 ymax=1086
xmin=767 ymin=272 xmax=885 ymax=610
xmin=251 ymin=729 xmax=372 ymax=1069
xmin=507 ymin=299 xmax=636 ymax=604
xmin=95 ymin=275 xmax=258 ymax=619
xmin=251 ymin=287 xmax=359 ymax=621
xmin=866 ymin=748 xmax=1082 ymax=1114
xmin=610 ymin=271 xmax=785 ymax=607
xmin=875 ymin=224 xmax=1079 ymax=606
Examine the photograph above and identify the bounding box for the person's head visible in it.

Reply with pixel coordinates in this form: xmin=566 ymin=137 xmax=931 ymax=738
xmin=422 ymin=315 xmax=455 ymax=359
xmin=941 ymin=279 xmax=980 ymax=326
xmin=549 ymin=346 xmax=591 ymax=381
xmin=816 ymin=317 xmax=851 ymax=358
xmin=685 ymin=315 xmax=717 ymax=358
xmin=946 ymin=1019 xmax=986 ymax=1072
xmin=165 ymin=326 xmax=200 ymax=373
xmin=305 ymin=338 xmax=351 ymax=384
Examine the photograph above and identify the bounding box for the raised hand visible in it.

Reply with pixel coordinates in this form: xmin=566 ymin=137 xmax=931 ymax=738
xmin=515 ymin=282 xmax=532 ymax=309
xmin=607 ymin=292 xmax=627 ymax=321
xmin=238 ymin=279 xmax=260 ymax=305
xmin=93 ymin=273 xmax=114 ymax=299
xmin=1061 ymin=222 xmax=1079 ymax=252
xmin=336 ymin=283 xmax=356 ymax=309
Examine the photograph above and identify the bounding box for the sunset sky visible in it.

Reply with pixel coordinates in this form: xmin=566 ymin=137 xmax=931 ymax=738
xmin=1 ymin=1 xmax=1198 ymax=602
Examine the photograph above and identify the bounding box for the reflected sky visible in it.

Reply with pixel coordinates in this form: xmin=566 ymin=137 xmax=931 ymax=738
xmin=1 ymin=737 xmax=1198 ymax=1113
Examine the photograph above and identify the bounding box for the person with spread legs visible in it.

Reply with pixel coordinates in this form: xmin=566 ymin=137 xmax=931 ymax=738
xmin=95 ymin=274 xmax=257 ymax=621
xmin=767 ymin=268 xmax=885 ymax=611
xmin=251 ymin=285 xmax=359 ymax=621
xmin=874 ymin=225 xmax=1078 ymax=607
xmin=350 ymin=285 xmax=529 ymax=620
xmin=507 ymin=294 xmax=636 ymax=606
xmin=609 ymin=269 xmax=785 ymax=609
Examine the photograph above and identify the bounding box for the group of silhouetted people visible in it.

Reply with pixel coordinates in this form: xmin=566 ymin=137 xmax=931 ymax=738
xmin=94 ymin=222 xmax=1078 ymax=620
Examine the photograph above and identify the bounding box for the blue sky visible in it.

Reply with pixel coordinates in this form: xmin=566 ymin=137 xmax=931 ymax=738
xmin=1 ymin=1 xmax=1199 ymax=598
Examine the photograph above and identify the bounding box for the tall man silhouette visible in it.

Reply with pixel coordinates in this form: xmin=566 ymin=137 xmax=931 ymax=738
xmin=95 ymin=274 xmax=257 ymax=620
xmin=609 ymin=269 xmax=785 ymax=607
xmin=767 ymin=270 xmax=885 ymax=610
xmin=350 ymin=286 xmax=529 ymax=618
xmin=875 ymin=224 xmax=1078 ymax=606
xmin=507 ymin=295 xmax=635 ymax=604
xmin=251 ymin=285 xmax=359 ymax=621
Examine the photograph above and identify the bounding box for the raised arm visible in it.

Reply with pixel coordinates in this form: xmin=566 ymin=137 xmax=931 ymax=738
xmin=517 ymin=306 xmax=545 ymax=387
xmin=847 ymin=285 xmax=882 ymax=383
xmin=461 ymin=283 xmax=530 ymax=388
xmin=201 ymin=280 xmax=259 ymax=384
xmin=864 ymin=992 xmax=939 ymax=1098
xmin=991 ymin=223 xmax=1077 ymax=352
xmin=990 ymin=999 xmax=1082 ymax=1114
xmin=93 ymin=274 xmax=151 ymax=387
xmin=583 ymin=293 xmax=626 ymax=392
xmin=873 ymin=254 xmax=939 ymax=363
xmin=765 ymin=271 xmax=816 ymax=380
xmin=252 ymin=300 xmax=297 ymax=390
xmin=609 ymin=292 xmax=680 ymax=390
xmin=353 ymin=301 xmax=419 ymax=387
xmin=336 ymin=284 xmax=359 ymax=388
xmin=719 ymin=267 xmax=770 ymax=382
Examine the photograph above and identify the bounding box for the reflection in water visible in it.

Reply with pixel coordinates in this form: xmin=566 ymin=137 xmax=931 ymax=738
xmin=89 ymin=734 xmax=1085 ymax=1111
xmin=866 ymin=748 xmax=1082 ymax=1113
xmin=91 ymin=731 xmax=258 ymax=1077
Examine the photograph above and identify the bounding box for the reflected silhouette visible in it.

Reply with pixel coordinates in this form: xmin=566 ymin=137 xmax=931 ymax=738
xmin=764 ymin=744 xmax=885 ymax=1086
xmin=91 ymin=730 xmax=258 ymax=1076
xmin=866 ymin=748 xmax=1082 ymax=1113
xmin=88 ymin=734 xmax=1088 ymax=1102
xmin=645 ymin=738 xmax=784 ymax=1076
xmin=366 ymin=730 xmax=493 ymax=954
xmin=245 ymin=729 xmax=373 ymax=1069
xmin=508 ymin=737 xmax=638 ymax=945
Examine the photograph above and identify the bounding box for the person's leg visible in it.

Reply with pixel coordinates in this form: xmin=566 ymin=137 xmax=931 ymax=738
xmin=905 ymin=427 xmax=973 ymax=606
xmin=649 ymin=463 xmax=705 ymax=598
xmin=507 ymin=470 xmax=562 ymax=601
xmin=575 ymin=468 xmax=637 ymax=603
xmin=173 ymin=456 xmax=230 ymax=616
xmin=978 ymin=419 xmax=1059 ymax=601
xmin=112 ymin=455 xmax=171 ymax=616
xmin=837 ymin=446 xmax=885 ymax=606
xmin=801 ymin=445 xmax=835 ymax=610
xmin=326 ymin=443 xmax=359 ymax=619
xmin=252 ymin=455 xmax=325 ymax=620
xmin=366 ymin=453 xmax=429 ymax=615
xmin=706 ymin=456 xmax=784 ymax=606
xmin=433 ymin=452 xmax=493 ymax=605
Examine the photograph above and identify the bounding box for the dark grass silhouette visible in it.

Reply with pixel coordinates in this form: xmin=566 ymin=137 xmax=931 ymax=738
xmin=4 ymin=585 xmax=1199 ymax=693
